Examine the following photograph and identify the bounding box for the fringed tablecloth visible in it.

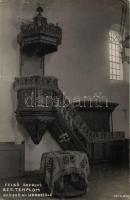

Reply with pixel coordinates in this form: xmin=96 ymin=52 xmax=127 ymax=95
xmin=40 ymin=151 xmax=90 ymax=196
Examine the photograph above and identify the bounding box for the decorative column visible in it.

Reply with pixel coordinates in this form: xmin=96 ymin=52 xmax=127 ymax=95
xmin=122 ymin=34 xmax=130 ymax=64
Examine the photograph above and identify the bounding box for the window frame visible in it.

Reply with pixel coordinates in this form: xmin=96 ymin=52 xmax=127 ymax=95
xmin=109 ymin=30 xmax=123 ymax=81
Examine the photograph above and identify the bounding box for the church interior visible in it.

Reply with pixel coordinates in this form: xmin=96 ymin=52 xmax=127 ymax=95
xmin=0 ymin=0 xmax=129 ymax=199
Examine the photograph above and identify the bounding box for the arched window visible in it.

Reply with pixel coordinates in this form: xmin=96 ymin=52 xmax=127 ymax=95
xmin=109 ymin=30 xmax=123 ymax=80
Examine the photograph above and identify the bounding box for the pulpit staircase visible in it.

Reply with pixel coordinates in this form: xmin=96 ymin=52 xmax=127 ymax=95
xmin=49 ymin=89 xmax=92 ymax=155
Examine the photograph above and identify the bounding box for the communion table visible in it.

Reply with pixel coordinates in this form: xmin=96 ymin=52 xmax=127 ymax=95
xmin=40 ymin=151 xmax=90 ymax=197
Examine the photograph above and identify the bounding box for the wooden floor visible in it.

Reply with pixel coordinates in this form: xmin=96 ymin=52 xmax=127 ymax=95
xmin=0 ymin=164 xmax=129 ymax=200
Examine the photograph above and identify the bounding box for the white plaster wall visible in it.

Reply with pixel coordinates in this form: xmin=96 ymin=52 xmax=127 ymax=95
xmin=0 ymin=1 xmax=19 ymax=142
xmin=24 ymin=130 xmax=61 ymax=171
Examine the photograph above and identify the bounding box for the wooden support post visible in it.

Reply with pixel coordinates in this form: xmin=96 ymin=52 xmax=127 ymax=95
xmin=19 ymin=48 xmax=23 ymax=76
xmin=110 ymin=112 xmax=113 ymax=133
xmin=41 ymin=56 xmax=45 ymax=75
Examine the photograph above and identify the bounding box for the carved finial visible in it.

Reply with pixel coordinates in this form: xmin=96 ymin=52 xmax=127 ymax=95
xmin=36 ymin=3 xmax=43 ymax=15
